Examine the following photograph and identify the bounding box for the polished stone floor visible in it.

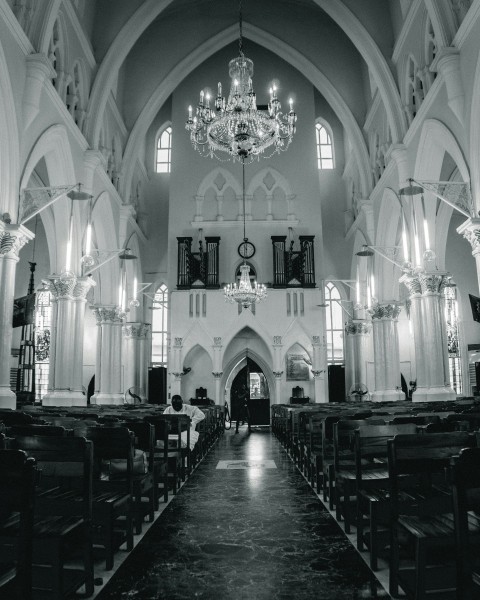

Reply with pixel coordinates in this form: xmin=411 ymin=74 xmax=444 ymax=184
xmin=95 ymin=427 xmax=389 ymax=600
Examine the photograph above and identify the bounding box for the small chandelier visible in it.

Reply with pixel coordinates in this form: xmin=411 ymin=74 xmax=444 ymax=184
xmin=185 ymin=0 xmax=297 ymax=163
xmin=224 ymin=162 xmax=267 ymax=308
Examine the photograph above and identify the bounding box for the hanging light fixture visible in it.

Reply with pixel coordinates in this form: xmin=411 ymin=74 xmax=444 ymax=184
xmin=185 ymin=0 xmax=297 ymax=163
xmin=224 ymin=162 xmax=267 ymax=308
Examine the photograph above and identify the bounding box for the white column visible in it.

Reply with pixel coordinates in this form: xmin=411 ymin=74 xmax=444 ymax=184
xmin=312 ymin=335 xmax=327 ymax=403
xmin=69 ymin=276 xmax=96 ymax=405
xmin=170 ymin=337 xmax=183 ymax=397
xmin=400 ymin=270 xmax=456 ymax=402
xmin=344 ymin=320 xmax=371 ymax=400
xmin=91 ymin=305 xmax=125 ymax=405
xmin=212 ymin=371 xmax=223 ymax=404
xmin=273 ymin=371 xmax=283 ymax=405
xmin=0 ymin=223 xmax=35 ymax=408
xmin=122 ymin=322 xmax=150 ymax=402
xmin=369 ymin=303 xmax=405 ymax=402
xmin=42 ymin=275 xmax=76 ymax=407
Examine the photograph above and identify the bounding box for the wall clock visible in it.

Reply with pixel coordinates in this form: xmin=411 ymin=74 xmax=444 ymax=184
xmin=238 ymin=239 xmax=256 ymax=259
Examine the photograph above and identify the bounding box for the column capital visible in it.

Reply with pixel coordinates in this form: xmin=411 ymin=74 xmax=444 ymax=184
xmin=311 ymin=369 xmax=325 ymax=379
xmin=399 ymin=271 xmax=422 ymax=296
xmin=174 ymin=337 xmax=183 ymax=347
xmin=312 ymin=335 xmax=322 ymax=347
xmin=45 ymin=274 xmax=77 ymax=299
xmin=368 ymin=302 xmax=402 ymax=320
xmin=212 ymin=371 xmax=223 ymax=379
xmin=213 ymin=337 xmax=222 ymax=347
xmin=273 ymin=336 xmax=282 ymax=346
xmin=345 ymin=320 xmax=371 ymax=335
xmin=172 ymin=372 xmax=184 ymax=380
xmin=0 ymin=222 xmax=35 ymax=260
xmin=457 ymin=217 xmax=480 ymax=256
xmin=273 ymin=371 xmax=284 ymax=379
xmin=72 ymin=275 xmax=96 ymax=300
xmin=123 ymin=322 xmax=150 ymax=338
xmin=419 ymin=271 xmax=450 ymax=295
xmin=92 ymin=304 xmax=125 ymax=324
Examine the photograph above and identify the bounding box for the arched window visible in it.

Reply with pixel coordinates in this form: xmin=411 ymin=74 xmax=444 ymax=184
xmin=315 ymin=122 xmax=334 ymax=170
xmin=151 ymin=284 xmax=168 ymax=366
xmin=325 ymin=282 xmax=344 ymax=364
xmin=35 ymin=290 xmax=53 ymax=401
xmin=155 ymin=126 xmax=172 ymax=173
xmin=444 ymin=285 xmax=462 ymax=394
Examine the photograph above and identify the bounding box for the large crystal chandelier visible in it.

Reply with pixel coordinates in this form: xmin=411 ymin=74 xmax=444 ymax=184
xmin=224 ymin=162 xmax=267 ymax=308
xmin=185 ymin=0 xmax=297 ymax=163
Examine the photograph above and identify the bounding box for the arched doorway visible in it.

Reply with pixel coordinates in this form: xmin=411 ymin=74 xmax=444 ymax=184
xmin=230 ymin=357 xmax=270 ymax=426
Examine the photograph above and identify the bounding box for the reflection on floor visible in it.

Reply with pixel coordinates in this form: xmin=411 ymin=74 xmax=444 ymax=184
xmin=95 ymin=427 xmax=390 ymax=600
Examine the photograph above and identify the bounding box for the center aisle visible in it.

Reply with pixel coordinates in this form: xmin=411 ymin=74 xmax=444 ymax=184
xmin=96 ymin=427 xmax=389 ymax=600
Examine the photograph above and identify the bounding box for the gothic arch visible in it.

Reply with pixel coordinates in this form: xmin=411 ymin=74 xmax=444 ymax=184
xmin=0 ymin=36 xmax=20 ymax=217
xmin=119 ymin=23 xmax=371 ymax=200
xmin=222 ymin=323 xmax=273 ymax=368
xmin=197 ymin=168 xmax=241 ymax=198
xmin=247 ymin=167 xmax=293 ymax=199
xmin=35 ymin=0 xmax=63 ymax=55
xmin=222 ymin=347 xmax=274 ymax=410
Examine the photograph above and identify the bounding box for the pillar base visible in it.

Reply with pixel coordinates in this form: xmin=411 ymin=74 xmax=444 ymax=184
xmin=371 ymin=389 xmax=406 ymax=402
xmin=0 ymin=387 xmax=17 ymax=409
xmin=412 ymin=386 xmax=457 ymax=402
xmin=42 ymin=391 xmax=74 ymax=407
xmin=91 ymin=393 xmax=124 ymax=406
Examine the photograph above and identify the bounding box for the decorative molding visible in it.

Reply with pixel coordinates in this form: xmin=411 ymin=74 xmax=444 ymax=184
xmin=62 ymin=0 xmax=96 ymax=69
xmin=92 ymin=305 xmax=125 ymax=325
xmin=172 ymin=372 xmax=184 ymax=379
xmin=311 ymin=369 xmax=325 ymax=379
xmin=72 ymin=276 xmax=96 ymax=300
xmin=312 ymin=336 xmax=321 ymax=346
xmin=399 ymin=271 xmax=423 ymax=296
xmin=190 ymin=219 xmax=299 ymax=229
xmin=273 ymin=336 xmax=282 ymax=346
xmin=403 ymin=75 xmax=443 ymax=147
xmin=213 ymin=337 xmax=222 ymax=347
xmin=273 ymin=371 xmax=284 ymax=378
xmin=0 ymin=223 xmax=34 ymax=258
xmin=123 ymin=322 xmax=150 ymax=338
xmin=46 ymin=275 xmax=77 ymax=299
xmin=43 ymin=81 xmax=89 ymax=151
xmin=457 ymin=218 xmax=480 ymax=255
xmin=419 ymin=271 xmax=450 ymax=295
xmin=212 ymin=371 xmax=223 ymax=378
xmin=368 ymin=302 xmax=402 ymax=320
xmin=174 ymin=337 xmax=183 ymax=347
xmin=345 ymin=321 xmax=371 ymax=335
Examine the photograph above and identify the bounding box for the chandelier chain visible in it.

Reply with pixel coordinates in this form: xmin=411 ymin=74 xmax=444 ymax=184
xmin=238 ymin=0 xmax=243 ymax=57
xmin=242 ymin=160 xmax=246 ymax=241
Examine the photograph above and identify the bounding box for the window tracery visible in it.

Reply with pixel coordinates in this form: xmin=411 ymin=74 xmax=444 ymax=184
xmin=315 ymin=121 xmax=334 ymax=170
xmin=156 ymin=126 xmax=172 ymax=173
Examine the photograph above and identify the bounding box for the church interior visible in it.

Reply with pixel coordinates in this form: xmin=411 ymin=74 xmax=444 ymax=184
xmin=2 ymin=0 xmax=480 ymax=598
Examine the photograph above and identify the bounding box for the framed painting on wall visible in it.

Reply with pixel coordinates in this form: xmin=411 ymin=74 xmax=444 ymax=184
xmin=286 ymin=353 xmax=310 ymax=381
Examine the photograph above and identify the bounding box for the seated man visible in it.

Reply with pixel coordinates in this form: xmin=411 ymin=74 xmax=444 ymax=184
xmin=163 ymin=394 xmax=205 ymax=450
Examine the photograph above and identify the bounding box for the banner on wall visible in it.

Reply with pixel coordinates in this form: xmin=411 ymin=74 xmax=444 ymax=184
xmin=13 ymin=293 xmax=35 ymax=328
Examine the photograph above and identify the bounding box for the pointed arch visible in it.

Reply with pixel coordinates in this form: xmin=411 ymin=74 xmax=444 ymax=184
xmin=247 ymin=167 xmax=293 ymax=198
xmin=197 ymin=167 xmax=240 ymax=198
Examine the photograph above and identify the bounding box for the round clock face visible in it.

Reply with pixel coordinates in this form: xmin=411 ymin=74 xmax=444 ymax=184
xmin=238 ymin=240 xmax=256 ymax=259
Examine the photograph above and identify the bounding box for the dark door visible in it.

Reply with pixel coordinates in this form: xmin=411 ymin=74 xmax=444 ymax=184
xmin=148 ymin=366 xmax=167 ymax=404
xmin=231 ymin=358 xmax=270 ymax=425
xmin=328 ymin=364 xmax=346 ymax=403
xmin=231 ymin=366 xmax=249 ymax=421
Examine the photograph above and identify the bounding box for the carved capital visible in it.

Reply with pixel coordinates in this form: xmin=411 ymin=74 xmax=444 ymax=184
xmin=92 ymin=305 xmax=125 ymax=325
xmin=345 ymin=320 xmax=371 ymax=335
xmin=457 ymin=218 xmax=480 ymax=255
xmin=419 ymin=271 xmax=450 ymax=295
xmin=213 ymin=337 xmax=222 ymax=347
xmin=212 ymin=371 xmax=223 ymax=379
xmin=273 ymin=336 xmax=282 ymax=346
xmin=312 ymin=335 xmax=321 ymax=346
xmin=174 ymin=337 xmax=183 ymax=347
xmin=45 ymin=274 xmax=76 ymax=299
xmin=368 ymin=302 xmax=402 ymax=320
xmin=72 ymin=275 xmax=96 ymax=300
xmin=172 ymin=372 xmax=184 ymax=379
xmin=0 ymin=223 xmax=34 ymax=259
xmin=311 ymin=369 xmax=325 ymax=379
xmin=273 ymin=371 xmax=284 ymax=379
xmin=123 ymin=322 xmax=150 ymax=339
xmin=400 ymin=272 xmax=422 ymax=297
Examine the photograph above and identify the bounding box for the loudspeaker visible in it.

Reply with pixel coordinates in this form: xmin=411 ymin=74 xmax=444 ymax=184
xmin=328 ymin=364 xmax=345 ymax=403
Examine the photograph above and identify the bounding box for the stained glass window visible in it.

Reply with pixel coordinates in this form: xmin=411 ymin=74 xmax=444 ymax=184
xmin=444 ymin=285 xmax=462 ymax=395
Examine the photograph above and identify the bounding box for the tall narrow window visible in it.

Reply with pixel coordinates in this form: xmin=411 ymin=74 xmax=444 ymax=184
xmin=35 ymin=290 xmax=53 ymax=401
xmin=155 ymin=126 xmax=172 ymax=173
xmin=444 ymin=285 xmax=462 ymax=394
xmin=315 ymin=122 xmax=334 ymax=170
xmin=152 ymin=284 xmax=168 ymax=366
xmin=325 ymin=282 xmax=344 ymax=364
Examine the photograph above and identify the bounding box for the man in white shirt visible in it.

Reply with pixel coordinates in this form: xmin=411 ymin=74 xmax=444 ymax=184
xmin=163 ymin=395 xmax=205 ymax=450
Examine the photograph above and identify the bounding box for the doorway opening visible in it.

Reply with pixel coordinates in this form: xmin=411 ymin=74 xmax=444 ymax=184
xmin=230 ymin=357 xmax=270 ymax=426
